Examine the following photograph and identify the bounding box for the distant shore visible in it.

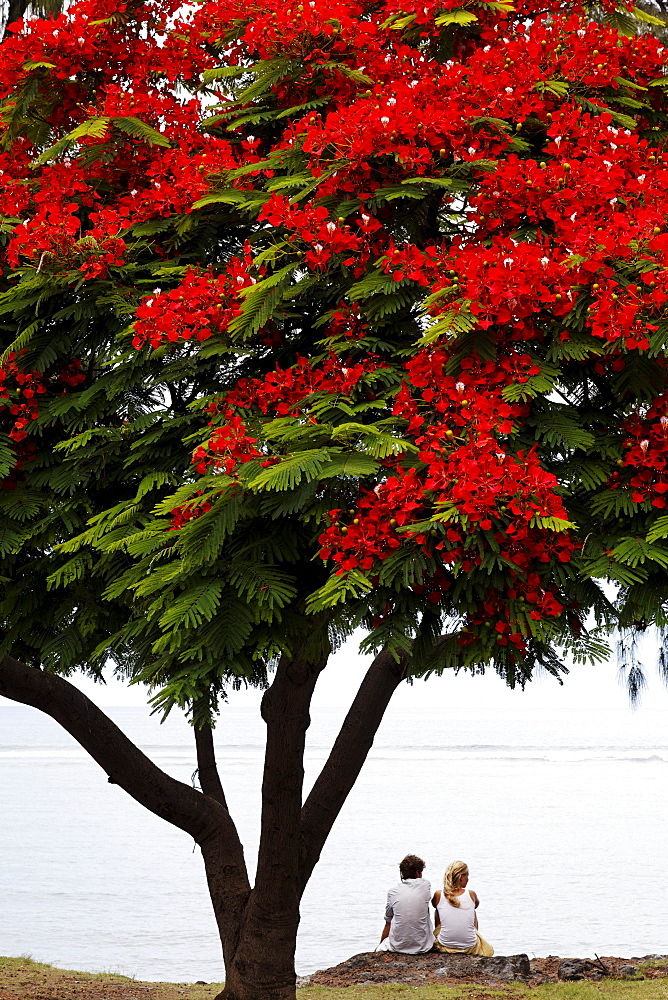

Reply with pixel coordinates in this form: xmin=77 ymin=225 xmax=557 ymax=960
xmin=2 ymin=952 xmax=668 ymax=999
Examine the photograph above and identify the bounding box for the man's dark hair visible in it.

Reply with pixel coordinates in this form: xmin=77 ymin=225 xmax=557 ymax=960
xmin=399 ymin=854 xmax=425 ymax=880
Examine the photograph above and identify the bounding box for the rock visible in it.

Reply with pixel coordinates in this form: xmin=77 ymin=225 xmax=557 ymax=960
xmin=295 ymin=976 xmax=311 ymax=987
xmin=558 ymin=959 xmax=594 ymax=981
xmin=343 ymin=954 xmax=371 ymax=970
xmin=194 ymin=981 xmax=208 ymax=986
xmin=433 ymin=954 xmax=530 ymax=981
xmin=310 ymin=950 xmax=662 ymax=989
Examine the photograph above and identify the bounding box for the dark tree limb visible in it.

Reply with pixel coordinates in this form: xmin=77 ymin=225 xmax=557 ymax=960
xmin=0 ymin=653 xmax=253 ymax=962
xmin=195 ymin=719 xmax=229 ymax=809
xmin=0 ymin=653 xmax=245 ymax=851
xmin=219 ymin=650 xmax=328 ymax=999
xmin=254 ymin=650 xmax=328 ymax=899
xmin=297 ymin=648 xmax=407 ymax=895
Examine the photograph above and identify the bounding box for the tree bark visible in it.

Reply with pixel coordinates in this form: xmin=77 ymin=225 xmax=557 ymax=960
xmin=192 ymin=717 xmax=252 ymax=956
xmin=3 ymin=0 xmax=29 ymax=37
xmin=0 ymin=654 xmax=251 ymax=970
xmin=298 ymin=648 xmax=407 ymax=893
xmin=195 ymin=717 xmax=229 ymax=809
xmin=1 ymin=647 xmax=409 ymax=1000
xmin=219 ymin=650 xmax=327 ymax=1000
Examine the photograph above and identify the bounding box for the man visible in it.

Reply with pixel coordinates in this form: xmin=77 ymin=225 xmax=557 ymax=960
xmin=376 ymin=854 xmax=433 ymax=954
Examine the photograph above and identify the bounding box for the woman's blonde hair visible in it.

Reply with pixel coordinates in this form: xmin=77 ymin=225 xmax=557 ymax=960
xmin=443 ymin=860 xmax=469 ymax=907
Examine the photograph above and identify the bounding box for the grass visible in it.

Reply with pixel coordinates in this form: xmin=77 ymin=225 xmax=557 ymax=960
xmin=0 ymin=955 xmax=224 ymax=999
xmin=1 ymin=956 xmax=667 ymax=1000
xmin=300 ymin=985 xmax=668 ymax=999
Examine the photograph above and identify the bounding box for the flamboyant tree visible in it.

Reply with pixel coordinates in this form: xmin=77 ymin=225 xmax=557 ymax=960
xmin=2 ymin=0 xmax=668 ymax=996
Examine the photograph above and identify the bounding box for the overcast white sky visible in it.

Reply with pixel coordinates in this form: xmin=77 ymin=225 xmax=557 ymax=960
xmin=4 ymin=630 xmax=667 ymax=716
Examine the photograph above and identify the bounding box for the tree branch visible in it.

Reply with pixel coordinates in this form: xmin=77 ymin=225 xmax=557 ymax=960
xmin=297 ymin=648 xmax=407 ymax=895
xmin=254 ymin=650 xmax=328 ymax=901
xmin=0 ymin=653 xmax=254 ymax=955
xmin=219 ymin=649 xmax=328 ymax=986
xmin=0 ymin=654 xmax=236 ymax=848
xmin=195 ymin=721 xmax=228 ymax=809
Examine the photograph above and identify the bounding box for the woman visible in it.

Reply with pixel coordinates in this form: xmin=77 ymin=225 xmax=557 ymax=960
xmin=432 ymin=860 xmax=494 ymax=956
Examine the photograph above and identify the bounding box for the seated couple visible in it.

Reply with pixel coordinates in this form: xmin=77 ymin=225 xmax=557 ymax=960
xmin=377 ymin=854 xmax=494 ymax=957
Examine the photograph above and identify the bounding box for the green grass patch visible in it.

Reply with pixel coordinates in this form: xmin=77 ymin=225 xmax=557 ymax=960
xmin=0 ymin=955 xmax=224 ymax=999
xmin=2 ymin=956 xmax=667 ymax=1000
xmin=300 ymin=982 xmax=668 ymax=999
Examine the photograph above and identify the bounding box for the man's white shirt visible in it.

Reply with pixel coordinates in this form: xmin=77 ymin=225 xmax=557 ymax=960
xmin=379 ymin=877 xmax=433 ymax=953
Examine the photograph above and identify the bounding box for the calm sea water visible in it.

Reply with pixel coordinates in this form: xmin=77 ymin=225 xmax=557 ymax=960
xmin=1 ymin=691 xmax=667 ymax=982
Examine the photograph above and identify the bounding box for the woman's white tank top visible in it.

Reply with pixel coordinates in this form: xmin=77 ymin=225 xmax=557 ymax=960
xmin=436 ymin=888 xmax=477 ymax=949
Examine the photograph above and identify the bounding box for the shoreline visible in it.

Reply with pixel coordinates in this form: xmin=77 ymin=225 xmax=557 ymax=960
xmin=2 ymin=952 xmax=668 ymax=999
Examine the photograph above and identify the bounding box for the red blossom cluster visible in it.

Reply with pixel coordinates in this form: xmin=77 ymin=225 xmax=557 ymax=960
xmin=192 ymin=353 xmax=383 ymax=473
xmin=317 ymin=444 xmax=574 ymax=561
xmin=132 ymin=261 xmax=256 ymax=350
xmin=0 ymin=0 xmax=245 ymax=283
xmin=223 ymin=354 xmax=379 ymax=415
xmin=0 ymin=354 xmax=86 ymax=488
xmin=0 ymin=355 xmax=46 ymax=442
xmin=325 ymin=303 xmax=368 ymax=342
xmin=621 ymin=397 xmax=668 ymax=506
xmin=311 ymin=343 xmax=577 ymax=625
xmin=169 ymin=495 xmax=213 ymax=530
xmin=396 ymin=350 xmax=532 ymax=436
xmin=192 ymin=413 xmax=265 ymax=475
xmin=0 ymin=354 xmax=85 ymax=438
xmin=258 ymin=195 xmax=367 ymax=270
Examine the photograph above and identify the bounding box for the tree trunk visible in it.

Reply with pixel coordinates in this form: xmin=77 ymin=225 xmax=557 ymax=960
xmin=217 ymin=650 xmax=327 ymax=1000
xmin=215 ymin=648 xmax=407 ymax=1000
xmin=1 ymin=647 xmax=408 ymax=1000
xmin=0 ymin=654 xmax=252 ymax=978
xmin=2 ymin=0 xmax=29 ymax=38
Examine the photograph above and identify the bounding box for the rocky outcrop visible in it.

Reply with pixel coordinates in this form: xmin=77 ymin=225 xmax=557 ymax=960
xmin=306 ymin=951 xmax=668 ymax=988
xmin=434 ymin=954 xmax=530 ymax=980
xmin=308 ymin=950 xmax=531 ymax=986
xmin=558 ymin=959 xmax=601 ymax=980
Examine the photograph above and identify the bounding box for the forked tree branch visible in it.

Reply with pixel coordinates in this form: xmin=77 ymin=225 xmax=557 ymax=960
xmin=195 ymin=720 xmax=229 ymax=809
xmin=0 ymin=653 xmax=242 ymax=853
xmin=217 ymin=650 xmax=329 ymax=987
xmin=253 ymin=651 xmax=328 ymax=902
xmin=297 ymin=647 xmax=407 ymax=894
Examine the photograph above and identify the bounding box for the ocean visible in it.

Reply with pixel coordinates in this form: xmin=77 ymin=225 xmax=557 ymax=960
xmin=1 ymin=668 xmax=667 ymax=983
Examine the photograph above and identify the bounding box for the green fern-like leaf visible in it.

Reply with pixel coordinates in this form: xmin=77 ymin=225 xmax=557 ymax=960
xmin=113 ymin=117 xmax=171 ymax=147
xmin=159 ymin=581 xmax=224 ymax=630
xmin=248 ymin=450 xmax=329 ymax=492
xmin=306 ymin=569 xmax=374 ymax=612
xmin=319 ymin=453 xmax=380 ymax=478
xmin=611 ymin=536 xmax=668 ymax=569
xmin=228 ymin=264 xmax=295 ymax=339
xmin=646 ymin=516 xmax=668 ymax=543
